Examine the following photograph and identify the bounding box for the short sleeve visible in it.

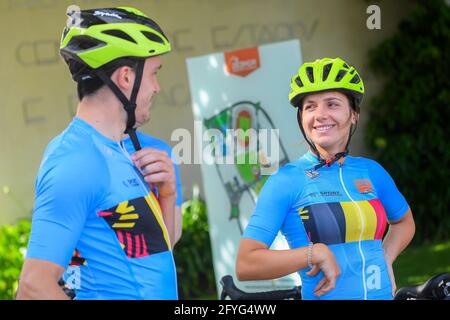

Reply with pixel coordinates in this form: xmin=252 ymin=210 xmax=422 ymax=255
xmin=242 ymin=168 xmax=296 ymax=246
xmin=367 ymin=159 xmax=409 ymax=222
xmin=26 ymin=154 xmax=107 ymax=268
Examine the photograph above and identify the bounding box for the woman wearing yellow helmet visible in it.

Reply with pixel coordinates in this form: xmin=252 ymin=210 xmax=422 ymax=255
xmin=237 ymin=58 xmax=415 ymax=300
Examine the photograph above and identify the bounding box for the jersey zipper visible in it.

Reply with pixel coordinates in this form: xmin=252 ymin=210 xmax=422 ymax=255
xmin=339 ymin=163 xmax=368 ymax=300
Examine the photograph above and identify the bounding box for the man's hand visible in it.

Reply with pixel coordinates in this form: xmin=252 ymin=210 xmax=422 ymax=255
xmin=131 ymin=147 xmax=178 ymax=246
xmin=131 ymin=148 xmax=176 ymax=199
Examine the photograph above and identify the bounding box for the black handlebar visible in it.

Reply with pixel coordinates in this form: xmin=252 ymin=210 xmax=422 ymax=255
xmin=394 ymin=272 xmax=450 ymax=300
xmin=220 ymin=273 xmax=450 ymax=300
xmin=220 ymin=275 xmax=302 ymax=300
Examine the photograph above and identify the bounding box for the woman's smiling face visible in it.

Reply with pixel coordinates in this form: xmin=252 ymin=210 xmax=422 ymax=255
xmin=301 ymin=91 xmax=358 ymax=154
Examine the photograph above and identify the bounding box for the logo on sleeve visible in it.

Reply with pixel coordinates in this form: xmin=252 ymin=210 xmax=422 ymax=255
xmin=354 ymin=179 xmax=374 ymax=194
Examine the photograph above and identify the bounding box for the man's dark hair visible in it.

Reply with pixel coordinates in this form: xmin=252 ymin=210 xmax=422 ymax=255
xmin=69 ymin=58 xmax=140 ymax=100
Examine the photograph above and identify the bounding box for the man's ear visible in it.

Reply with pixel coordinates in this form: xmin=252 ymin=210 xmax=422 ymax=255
xmin=112 ymin=66 xmax=135 ymax=92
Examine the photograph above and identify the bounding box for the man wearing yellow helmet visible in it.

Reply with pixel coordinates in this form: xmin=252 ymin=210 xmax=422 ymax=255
xmin=17 ymin=7 xmax=180 ymax=299
xmin=237 ymin=58 xmax=415 ymax=300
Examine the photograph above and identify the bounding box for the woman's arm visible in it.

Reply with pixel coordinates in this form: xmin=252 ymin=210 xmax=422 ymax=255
xmin=382 ymin=209 xmax=415 ymax=295
xmin=383 ymin=209 xmax=415 ymax=262
xmin=236 ymin=238 xmax=340 ymax=297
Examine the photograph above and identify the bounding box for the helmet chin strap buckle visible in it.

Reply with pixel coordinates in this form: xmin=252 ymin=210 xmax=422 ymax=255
xmin=313 ymin=151 xmax=348 ymax=171
xmin=123 ymin=102 xmax=140 ymax=152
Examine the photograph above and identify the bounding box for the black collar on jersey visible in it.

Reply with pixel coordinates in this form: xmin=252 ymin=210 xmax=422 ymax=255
xmin=94 ymin=59 xmax=146 ymax=151
xmin=296 ymin=108 xmax=358 ymax=170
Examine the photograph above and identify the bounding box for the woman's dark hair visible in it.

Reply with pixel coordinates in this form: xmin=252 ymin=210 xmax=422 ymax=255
xmin=69 ymin=58 xmax=140 ymax=100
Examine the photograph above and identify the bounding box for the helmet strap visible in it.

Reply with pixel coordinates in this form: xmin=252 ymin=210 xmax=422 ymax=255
xmin=344 ymin=120 xmax=358 ymax=154
xmin=94 ymin=60 xmax=146 ymax=151
xmin=297 ymin=108 xmax=319 ymax=156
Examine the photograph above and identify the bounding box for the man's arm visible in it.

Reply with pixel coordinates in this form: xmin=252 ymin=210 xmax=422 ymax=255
xmin=173 ymin=206 xmax=182 ymax=246
xmin=157 ymin=202 xmax=182 ymax=248
xmin=16 ymin=258 xmax=70 ymax=300
xmin=158 ymin=195 xmax=176 ymax=248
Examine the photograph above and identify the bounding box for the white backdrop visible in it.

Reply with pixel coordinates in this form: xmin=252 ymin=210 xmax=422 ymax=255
xmin=186 ymin=40 xmax=308 ymax=295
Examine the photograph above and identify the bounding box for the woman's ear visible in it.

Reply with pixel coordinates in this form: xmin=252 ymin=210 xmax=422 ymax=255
xmin=351 ymin=111 xmax=360 ymax=125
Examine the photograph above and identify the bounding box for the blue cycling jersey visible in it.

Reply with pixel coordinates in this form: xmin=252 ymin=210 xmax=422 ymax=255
xmin=27 ymin=117 xmax=178 ymax=299
xmin=243 ymin=151 xmax=409 ymax=300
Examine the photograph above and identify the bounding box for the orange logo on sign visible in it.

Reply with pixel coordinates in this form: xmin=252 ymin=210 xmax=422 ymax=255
xmin=224 ymin=47 xmax=260 ymax=77
xmin=355 ymin=179 xmax=374 ymax=194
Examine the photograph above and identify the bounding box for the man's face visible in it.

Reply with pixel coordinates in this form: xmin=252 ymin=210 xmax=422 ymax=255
xmin=134 ymin=56 xmax=162 ymax=127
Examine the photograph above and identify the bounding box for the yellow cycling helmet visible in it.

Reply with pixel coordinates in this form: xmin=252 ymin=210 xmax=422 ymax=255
xmin=289 ymin=57 xmax=364 ymax=109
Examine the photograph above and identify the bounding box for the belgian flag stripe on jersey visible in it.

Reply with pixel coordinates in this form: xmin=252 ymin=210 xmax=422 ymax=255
xmin=301 ymin=199 xmax=387 ymax=245
xmin=369 ymin=199 xmax=387 ymax=239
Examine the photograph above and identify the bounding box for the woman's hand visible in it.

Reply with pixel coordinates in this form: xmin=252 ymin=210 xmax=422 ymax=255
xmin=306 ymin=243 xmax=341 ymax=297
xmin=385 ymin=257 xmax=397 ymax=297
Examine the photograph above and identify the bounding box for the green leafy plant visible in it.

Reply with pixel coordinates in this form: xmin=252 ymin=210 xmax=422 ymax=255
xmin=0 ymin=219 xmax=31 ymax=300
xmin=174 ymin=188 xmax=216 ymax=299
xmin=365 ymin=0 xmax=450 ymax=243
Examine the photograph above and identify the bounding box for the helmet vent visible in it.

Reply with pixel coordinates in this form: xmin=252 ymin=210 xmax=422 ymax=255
xmin=142 ymin=31 xmax=165 ymax=44
xmin=350 ymin=74 xmax=361 ymax=84
xmin=62 ymin=28 xmax=70 ymax=40
xmin=343 ymin=63 xmax=349 ymax=69
xmin=102 ymin=30 xmax=137 ymax=43
xmin=305 ymin=67 xmax=314 ymax=83
xmin=66 ymin=36 xmax=105 ymax=51
xmin=295 ymin=76 xmax=303 ymax=88
xmin=322 ymin=63 xmax=332 ymax=81
xmin=335 ymin=70 xmax=347 ymax=82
